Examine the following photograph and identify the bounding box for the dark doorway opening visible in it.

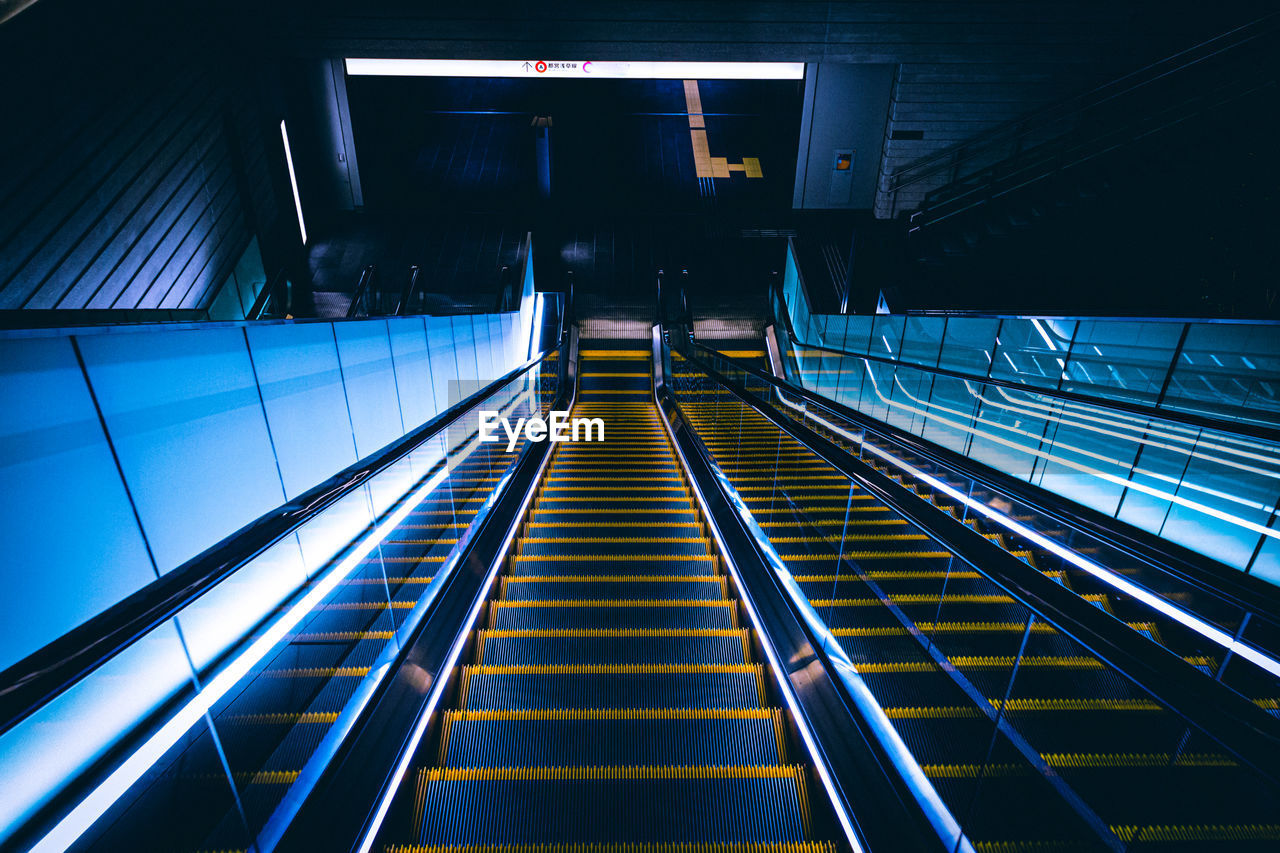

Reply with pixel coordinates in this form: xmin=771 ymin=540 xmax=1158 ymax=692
xmin=346 ymin=75 xmax=803 ymax=215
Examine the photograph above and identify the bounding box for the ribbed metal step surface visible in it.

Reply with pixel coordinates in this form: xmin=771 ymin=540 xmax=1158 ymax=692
xmin=378 ymin=340 xmax=838 ymax=851
xmin=673 ymin=348 xmax=1280 ymax=851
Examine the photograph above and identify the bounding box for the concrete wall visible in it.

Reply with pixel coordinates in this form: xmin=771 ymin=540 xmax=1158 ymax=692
xmin=793 ymin=63 xmax=894 ymax=210
xmin=0 ymin=0 xmax=288 ymax=312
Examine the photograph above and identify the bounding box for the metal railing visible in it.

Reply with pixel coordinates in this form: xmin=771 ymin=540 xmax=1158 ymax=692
xmin=879 ymin=13 xmax=1280 ymax=220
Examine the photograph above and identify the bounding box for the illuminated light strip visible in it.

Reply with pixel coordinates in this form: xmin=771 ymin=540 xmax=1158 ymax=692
xmin=344 ymin=58 xmax=805 ymax=80
xmin=1007 ymin=381 xmax=1261 ymax=447
xmin=979 ymin=384 xmax=1280 ymax=472
xmin=33 ymin=375 xmax=544 ymax=853
xmin=256 ymin=391 xmax=541 ymax=850
xmin=527 ymin=293 xmax=545 ymax=360
xmin=31 ymin=462 xmax=453 ymax=853
xmin=1051 ymin=394 xmax=1276 ymax=455
xmin=903 ymin=374 xmax=1277 ymax=512
xmin=872 ymin=369 xmax=1280 ymax=535
xmin=772 ymin=391 xmax=1280 ymax=682
xmin=1030 ymin=318 xmax=1059 ymax=352
xmin=354 ymin=397 xmax=560 ymax=853
xmin=655 ymin=403 xmax=869 ymax=853
xmin=953 ymin=382 xmax=1280 ymax=506
xmin=656 ymin=383 xmax=971 ymax=853
xmin=280 ymin=120 xmax=307 ymax=245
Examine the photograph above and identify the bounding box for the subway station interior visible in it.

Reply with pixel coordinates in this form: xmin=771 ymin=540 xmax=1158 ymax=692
xmin=3 ymin=1 xmax=1280 ymax=850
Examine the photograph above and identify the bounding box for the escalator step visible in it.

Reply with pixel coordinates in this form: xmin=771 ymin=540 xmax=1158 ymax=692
xmin=490 ymin=601 xmax=738 ymax=630
xmin=410 ymin=769 xmax=811 ymax=845
xmin=459 ymin=666 xmax=766 ymax=710
xmin=517 ymin=539 xmax=710 ymax=557
xmin=477 ymin=632 xmax=748 ymax=665
xmin=507 ymin=558 xmax=718 ymax=577
xmin=440 ymin=713 xmax=785 ymax=767
xmin=502 ymin=578 xmax=725 ymax=601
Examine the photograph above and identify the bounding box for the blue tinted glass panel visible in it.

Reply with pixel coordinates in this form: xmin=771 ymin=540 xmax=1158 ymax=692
xmin=334 ymin=321 xmax=405 ymax=458
xmin=0 ymin=337 xmax=156 ymax=671
xmin=1060 ymin=320 xmax=1180 ymax=405
xmin=387 ymin=317 xmax=436 ymax=430
xmin=937 ymin=317 xmax=1000 ymax=375
xmin=989 ymin=318 xmax=1075 ymax=389
xmin=900 ymin=316 xmax=946 ymax=367
xmin=78 ymin=327 xmax=285 ymax=574
xmin=1161 ymin=323 xmax=1280 ymax=427
xmin=247 ymin=323 xmax=357 ymax=498
xmin=871 ymin=315 xmax=905 ymax=362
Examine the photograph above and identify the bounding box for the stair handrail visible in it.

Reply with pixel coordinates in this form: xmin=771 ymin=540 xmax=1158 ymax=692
xmin=884 ymin=13 xmax=1279 ymax=199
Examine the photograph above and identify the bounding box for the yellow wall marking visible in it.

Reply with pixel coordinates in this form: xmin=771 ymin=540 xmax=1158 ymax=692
xmin=682 ymin=80 xmax=762 ymax=180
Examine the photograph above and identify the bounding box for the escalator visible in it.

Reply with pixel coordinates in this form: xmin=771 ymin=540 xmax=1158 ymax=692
xmin=66 ymin=384 xmax=542 ymax=852
xmin=693 ymin=335 xmax=1280 ymax=712
xmin=667 ymin=349 xmax=1280 ymax=850
xmin=372 ymin=339 xmax=842 ymax=851
xmin=15 ymin=322 xmax=1280 ymax=853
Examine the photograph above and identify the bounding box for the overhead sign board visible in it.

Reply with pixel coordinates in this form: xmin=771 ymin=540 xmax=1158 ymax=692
xmin=344 ymin=58 xmax=805 ymax=80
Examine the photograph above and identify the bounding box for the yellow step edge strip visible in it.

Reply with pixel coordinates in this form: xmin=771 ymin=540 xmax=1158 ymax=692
xmin=538 ymin=486 xmax=688 ymax=492
xmin=532 ymin=508 xmax=696 ymax=515
xmin=291 ymin=630 xmax=396 ymax=642
xmin=1110 ymin=824 xmax=1280 ymax=843
xmin=479 ymin=629 xmax=747 ymax=638
xmin=527 ymin=522 xmax=702 ymax=528
xmin=492 ymin=599 xmax=732 ymax=608
xmin=504 ymin=576 xmax=722 ymax=584
xmin=924 ymin=752 xmax=1235 ymax=778
xmin=884 ymin=699 xmax=1166 ymax=718
xmin=261 ymin=666 xmax=370 ymax=678
xmin=535 ymin=498 xmax=695 ymax=504
xmin=463 ymin=663 xmax=760 ymax=675
xmin=833 ymin=623 xmax=1057 ymax=636
xmin=518 ymin=537 xmax=709 ymax=544
xmin=386 ymin=844 xmax=839 ymax=853
xmin=853 ymin=656 xmax=1104 ymax=674
xmin=220 ymin=712 xmax=341 ymax=725
xmin=323 ymin=601 xmax=415 ymax=611
xmin=418 ymin=764 xmax=804 ymax=782
xmin=810 ymin=595 xmax=1018 ymax=607
xmin=440 ymin=707 xmax=775 ymax=721
xmin=786 ymin=552 xmax=957 ymax=562
xmin=999 ymin=698 xmax=1165 ymax=713
xmin=512 ymin=555 xmax=712 ymax=562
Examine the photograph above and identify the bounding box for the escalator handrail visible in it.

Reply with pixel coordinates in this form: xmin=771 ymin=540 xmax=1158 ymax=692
xmin=692 ymin=339 xmax=1280 ymax=629
xmin=394 ymin=265 xmax=422 ymax=316
xmin=274 ymin=326 xmax=580 ymax=853
xmin=656 ymin=341 xmax=970 ymax=853
xmin=0 ymin=342 xmax=565 ymax=739
xmin=246 ymin=268 xmax=288 ymax=320
xmin=346 ymin=264 xmax=377 ymax=319
xmin=770 ymin=287 xmax=1280 ymax=445
xmin=675 ymin=343 xmax=1280 ymax=785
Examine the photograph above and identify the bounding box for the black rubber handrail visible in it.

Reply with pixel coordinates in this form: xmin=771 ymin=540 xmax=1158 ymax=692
xmin=345 ymin=264 xmax=377 ymax=319
xmin=676 ymin=343 xmax=1280 ymax=786
xmin=247 ymin=268 xmax=288 ymax=320
xmin=655 ymin=343 xmax=958 ymax=853
xmin=0 ymin=343 xmax=563 ymax=738
xmin=394 ymin=265 xmax=421 ymax=316
xmin=274 ymin=325 xmax=579 ymax=853
xmin=694 ymin=339 xmax=1280 ymax=631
